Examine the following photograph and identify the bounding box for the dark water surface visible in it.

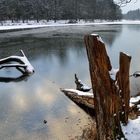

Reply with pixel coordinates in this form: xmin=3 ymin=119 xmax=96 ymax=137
xmin=0 ymin=24 xmax=140 ymax=139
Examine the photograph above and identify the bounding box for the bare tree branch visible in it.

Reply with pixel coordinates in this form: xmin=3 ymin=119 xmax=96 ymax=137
xmin=116 ymin=0 xmax=132 ymax=6
xmin=0 ymin=50 xmax=35 ymax=75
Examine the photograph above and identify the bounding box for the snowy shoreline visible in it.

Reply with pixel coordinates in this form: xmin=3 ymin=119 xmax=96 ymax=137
xmin=0 ymin=20 xmax=140 ymax=31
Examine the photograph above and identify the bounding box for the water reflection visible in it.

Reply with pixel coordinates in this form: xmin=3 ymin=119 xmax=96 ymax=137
xmin=93 ymin=25 xmax=123 ymax=46
xmin=0 ymin=74 xmax=31 ymax=83
xmin=126 ymin=24 xmax=140 ymax=31
xmin=0 ymin=25 xmax=139 ymax=139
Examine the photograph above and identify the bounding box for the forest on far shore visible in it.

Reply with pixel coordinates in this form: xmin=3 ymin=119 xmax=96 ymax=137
xmin=123 ymin=9 xmax=140 ymax=20
xmin=0 ymin=0 xmax=122 ymax=22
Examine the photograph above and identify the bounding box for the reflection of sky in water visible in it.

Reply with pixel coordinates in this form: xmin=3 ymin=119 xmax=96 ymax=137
xmin=104 ymin=25 xmax=140 ymax=95
xmin=0 ymin=37 xmax=93 ymax=139
xmin=0 ymin=25 xmax=140 ymax=139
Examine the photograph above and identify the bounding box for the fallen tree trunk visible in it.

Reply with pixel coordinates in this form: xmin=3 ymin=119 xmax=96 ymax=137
xmin=0 ymin=50 xmax=34 ymax=75
xmin=84 ymin=34 xmax=131 ymax=140
xmin=61 ymin=88 xmax=95 ymax=116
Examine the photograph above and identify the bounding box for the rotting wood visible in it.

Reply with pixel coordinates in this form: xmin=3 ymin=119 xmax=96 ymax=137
xmin=84 ymin=34 xmax=131 ymax=140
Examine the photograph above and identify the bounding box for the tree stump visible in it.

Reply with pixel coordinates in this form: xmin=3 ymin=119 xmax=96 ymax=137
xmin=84 ymin=34 xmax=131 ymax=140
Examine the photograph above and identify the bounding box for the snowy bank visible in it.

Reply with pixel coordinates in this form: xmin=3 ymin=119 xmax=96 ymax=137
xmin=122 ymin=117 xmax=140 ymax=140
xmin=1 ymin=20 xmax=140 ymax=31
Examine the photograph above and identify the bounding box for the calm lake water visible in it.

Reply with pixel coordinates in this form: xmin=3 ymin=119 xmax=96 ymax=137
xmin=0 ymin=24 xmax=140 ymax=140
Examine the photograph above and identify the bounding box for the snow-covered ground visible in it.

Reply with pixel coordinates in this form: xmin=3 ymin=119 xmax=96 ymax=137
xmin=121 ymin=96 xmax=140 ymax=140
xmin=122 ymin=117 xmax=140 ymax=140
xmin=0 ymin=20 xmax=140 ymax=31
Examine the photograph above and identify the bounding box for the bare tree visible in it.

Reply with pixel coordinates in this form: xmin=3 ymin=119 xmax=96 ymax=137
xmin=116 ymin=0 xmax=136 ymax=6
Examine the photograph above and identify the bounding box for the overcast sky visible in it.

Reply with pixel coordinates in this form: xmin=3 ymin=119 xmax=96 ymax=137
xmin=121 ymin=0 xmax=140 ymax=13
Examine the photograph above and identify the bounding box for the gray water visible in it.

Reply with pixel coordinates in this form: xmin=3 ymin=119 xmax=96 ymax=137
xmin=0 ymin=24 xmax=140 ymax=140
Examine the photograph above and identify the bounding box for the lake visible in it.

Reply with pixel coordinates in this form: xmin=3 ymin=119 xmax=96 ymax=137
xmin=0 ymin=24 xmax=140 ymax=140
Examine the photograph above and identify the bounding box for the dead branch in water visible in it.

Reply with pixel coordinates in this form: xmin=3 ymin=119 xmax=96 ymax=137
xmin=0 ymin=50 xmax=35 ymax=75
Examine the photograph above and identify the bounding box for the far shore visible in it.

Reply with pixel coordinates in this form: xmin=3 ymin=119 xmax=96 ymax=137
xmin=0 ymin=20 xmax=140 ymax=32
xmin=0 ymin=20 xmax=139 ymax=39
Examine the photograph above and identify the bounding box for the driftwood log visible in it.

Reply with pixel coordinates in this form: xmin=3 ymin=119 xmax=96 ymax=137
xmin=84 ymin=34 xmax=131 ymax=140
xmin=0 ymin=50 xmax=34 ymax=75
xmin=61 ymin=88 xmax=95 ymax=116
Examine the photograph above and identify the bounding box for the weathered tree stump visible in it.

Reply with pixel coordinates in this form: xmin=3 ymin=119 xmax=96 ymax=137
xmin=84 ymin=34 xmax=131 ymax=140
xmin=117 ymin=52 xmax=131 ymax=125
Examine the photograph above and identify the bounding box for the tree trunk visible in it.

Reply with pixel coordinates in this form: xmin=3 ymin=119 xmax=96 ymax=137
xmin=117 ymin=52 xmax=131 ymax=124
xmin=84 ymin=34 xmax=131 ymax=140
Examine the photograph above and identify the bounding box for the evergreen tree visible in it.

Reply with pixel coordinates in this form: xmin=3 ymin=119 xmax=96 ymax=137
xmin=0 ymin=0 xmax=122 ymax=22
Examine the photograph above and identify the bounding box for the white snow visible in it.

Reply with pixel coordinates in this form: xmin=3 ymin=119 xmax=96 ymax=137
xmin=91 ymin=33 xmax=98 ymax=36
xmin=91 ymin=33 xmax=104 ymax=44
xmin=122 ymin=117 xmax=140 ymax=140
xmin=20 ymin=56 xmax=34 ymax=74
xmin=130 ymin=96 xmax=140 ymax=104
xmin=63 ymin=88 xmax=93 ymax=97
xmin=122 ymin=95 xmax=140 ymax=140
xmin=0 ymin=50 xmax=34 ymax=74
xmin=81 ymin=85 xmax=91 ymax=91
xmin=1 ymin=20 xmax=140 ymax=31
xmin=97 ymin=36 xmax=104 ymax=44
xmin=109 ymin=68 xmax=119 ymax=80
xmin=77 ymin=79 xmax=91 ymax=91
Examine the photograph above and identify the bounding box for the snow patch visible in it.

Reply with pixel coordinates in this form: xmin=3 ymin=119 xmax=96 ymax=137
xmin=1 ymin=20 xmax=140 ymax=31
xmin=64 ymin=89 xmax=93 ymax=96
xmin=130 ymin=96 xmax=140 ymax=104
xmin=109 ymin=68 xmax=119 ymax=80
xmin=122 ymin=117 xmax=140 ymax=140
xmin=20 ymin=56 xmax=34 ymax=74
xmin=91 ymin=33 xmax=99 ymax=36
xmin=91 ymin=33 xmax=104 ymax=44
xmin=77 ymin=79 xmax=91 ymax=91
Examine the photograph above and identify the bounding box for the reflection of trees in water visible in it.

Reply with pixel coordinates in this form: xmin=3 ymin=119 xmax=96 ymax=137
xmin=125 ymin=25 xmax=140 ymax=31
xmin=0 ymin=26 xmax=122 ymax=65
xmin=0 ymin=37 xmax=85 ymax=66
xmin=0 ymin=74 xmax=31 ymax=83
xmin=93 ymin=25 xmax=122 ymax=47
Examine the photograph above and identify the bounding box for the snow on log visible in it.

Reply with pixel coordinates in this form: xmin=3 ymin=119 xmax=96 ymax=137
xmin=75 ymin=74 xmax=91 ymax=92
xmin=109 ymin=68 xmax=119 ymax=80
xmin=60 ymin=88 xmax=94 ymax=115
xmin=0 ymin=50 xmax=34 ymax=75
